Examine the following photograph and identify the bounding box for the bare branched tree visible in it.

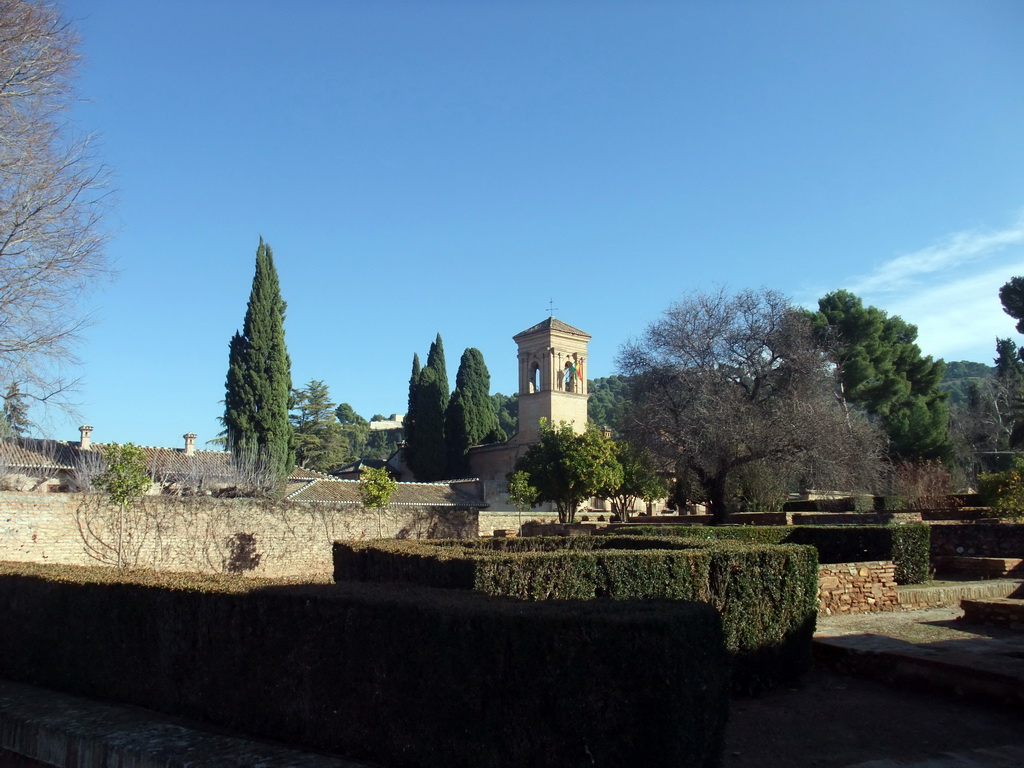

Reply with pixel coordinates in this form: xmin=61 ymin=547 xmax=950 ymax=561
xmin=619 ymin=287 xmax=884 ymax=523
xmin=0 ymin=1 xmax=113 ymax=419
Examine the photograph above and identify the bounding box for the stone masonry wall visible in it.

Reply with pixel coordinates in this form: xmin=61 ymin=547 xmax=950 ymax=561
xmin=0 ymin=492 xmax=477 ymax=577
xmin=929 ymin=523 xmax=1024 ymax=558
xmin=817 ymin=560 xmax=899 ymax=616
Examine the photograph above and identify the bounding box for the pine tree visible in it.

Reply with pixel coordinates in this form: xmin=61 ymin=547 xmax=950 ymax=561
xmin=290 ymin=380 xmax=347 ymax=472
xmin=223 ymin=238 xmax=294 ymax=478
xmin=810 ymin=290 xmax=951 ymax=462
xmin=445 ymin=348 xmax=502 ymax=477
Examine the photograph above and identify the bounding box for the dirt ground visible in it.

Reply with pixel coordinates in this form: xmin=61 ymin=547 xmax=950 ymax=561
xmin=723 ymin=606 xmax=1024 ymax=768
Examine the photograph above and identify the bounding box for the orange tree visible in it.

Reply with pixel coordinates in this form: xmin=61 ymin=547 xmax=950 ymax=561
xmin=513 ymin=420 xmax=622 ymax=524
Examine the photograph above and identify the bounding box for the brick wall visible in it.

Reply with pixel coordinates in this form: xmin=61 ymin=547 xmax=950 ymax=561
xmin=817 ymin=560 xmax=898 ymax=616
xmin=0 ymin=492 xmax=476 ymax=577
xmin=478 ymin=510 xmax=559 ymax=536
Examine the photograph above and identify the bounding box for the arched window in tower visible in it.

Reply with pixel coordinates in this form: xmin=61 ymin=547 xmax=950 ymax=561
xmin=530 ymin=362 xmax=541 ymax=393
xmin=564 ymin=362 xmax=576 ymax=392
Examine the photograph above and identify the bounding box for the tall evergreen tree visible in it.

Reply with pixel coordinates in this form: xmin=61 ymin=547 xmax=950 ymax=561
xmin=402 ymin=353 xmax=421 ymax=473
xmin=223 ymin=238 xmax=294 ymax=477
xmin=290 ymin=380 xmax=347 ymax=472
xmin=445 ymin=348 xmax=503 ymax=477
xmin=404 ymin=335 xmax=451 ymax=481
xmin=810 ymin=290 xmax=951 ymax=462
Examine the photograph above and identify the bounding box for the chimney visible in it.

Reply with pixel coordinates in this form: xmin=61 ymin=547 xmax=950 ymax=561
xmin=79 ymin=425 xmax=93 ymax=450
xmin=183 ymin=432 xmax=197 ymax=456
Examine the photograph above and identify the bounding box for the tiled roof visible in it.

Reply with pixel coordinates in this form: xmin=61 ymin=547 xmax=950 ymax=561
xmin=513 ymin=317 xmax=591 ymax=341
xmin=0 ymin=438 xmax=233 ymax=478
xmin=330 ymin=458 xmax=394 ymax=476
xmin=288 ymin=466 xmax=336 ymax=481
xmin=0 ymin=439 xmax=77 ymax=470
xmin=286 ymin=478 xmax=488 ymax=508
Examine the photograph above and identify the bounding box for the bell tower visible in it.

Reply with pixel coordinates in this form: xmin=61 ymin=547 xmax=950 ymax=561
xmin=512 ymin=317 xmax=590 ymax=444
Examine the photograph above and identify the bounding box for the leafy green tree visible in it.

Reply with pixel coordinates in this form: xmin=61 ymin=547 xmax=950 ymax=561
xmin=999 ymin=276 xmax=1024 ymax=335
xmin=335 ymin=402 xmax=370 ymax=462
xmin=358 ymin=465 xmax=398 ymax=537
xmin=587 ymin=376 xmax=631 ymax=433
xmin=94 ymin=443 xmax=151 ymax=569
xmin=405 ymin=335 xmax=449 ymax=481
xmin=513 ymin=420 xmax=623 ymax=524
xmin=491 ymin=392 xmax=518 ymax=438
xmin=224 ymin=239 xmax=294 ymax=477
xmin=596 ymin=442 xmax=669 ymax=522
xmin=810 ymin=290 xmax=951 ymax=462
xmin=506 ymin=469 xmax=538 ymax=531
xmin=290 ymin=380 xmax=347 ymax=472
xmin=445 ymin=348 xmax=503 ymax=477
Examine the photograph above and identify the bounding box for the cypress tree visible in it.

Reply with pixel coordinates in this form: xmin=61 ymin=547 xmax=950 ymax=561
xmin=446 ymin=348 xmax=502 ymax=477
xmin=223 ymin=238 xmax=294 ymax=477
xmin=403 ymin=354 xmax=421 ymax=474
xmin=404 ymin=335 xmax=451 ymax=481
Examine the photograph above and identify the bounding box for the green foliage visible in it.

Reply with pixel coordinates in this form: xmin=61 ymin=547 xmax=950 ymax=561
xmin=514 ymin=420 xmax=624 ymax=523
xmin=1 ymin=383 xmax=30 ymax=437
xmin=0 ymin=562 xmax=729 ymax=768
xmin=507 ymin=470 xmax=538 ymax=511
xmin=978 ymin=456 xmax=1024 ymax=521
xmin=223 ymin=239 xmax=294 ymax=477
xmin=289 ymin=379 xmax=347 ymax=472
xmin=596 ymin=441 xmax=669 ymax=520
xmin=358 ymin=465 xmax=397 ymax=537
xmin=941 ymin=360 xmax=993 ymax=406
xmin=333 ymin=536 xmax=818 ymax=691
xmin=94 ymin=442 xmax=152 ymax=570
xmin=358 ymin=465 xmax=397 ymax=511
xmin=95 ymin=443 xmax=150 ymax=511
xmin=588 ymin=375 xmax=631 ymax=432
xmin=491 ymin=391 xmax=518 ymax=438
xmin=810 ymin=290 xmax=952 ymax=462
xmin=405 ymin=336 xmax=450 ymax=481
xmin=999 ymin=276 xmax=1024 ymax=335
xmin=445 ymin=348 xmax=502 ymax=477
xmin=617 ymin=524 xmax=931 ymax=585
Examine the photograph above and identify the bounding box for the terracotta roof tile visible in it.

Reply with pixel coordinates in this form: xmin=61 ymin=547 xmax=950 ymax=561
xmin=286 ymin=478 xmax=487 ymax=508
xmin=513 ymin=317 xmax=591 ymax=341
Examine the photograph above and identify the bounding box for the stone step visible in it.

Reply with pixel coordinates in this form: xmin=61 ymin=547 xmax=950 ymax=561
xmin=897 ymin=578 xmax=1023 ymax=609
xmin=960 ymin=596 xmax=1024 ymax=626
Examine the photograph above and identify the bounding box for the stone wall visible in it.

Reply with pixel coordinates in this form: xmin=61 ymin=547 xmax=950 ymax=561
xmin=817 ymin=560 xmax=898 ymax=616
xmin=930 ymin=523 xmax=1024 ymax=558
xmin=0 ymin=492 xmax=476 ymax=577
xmin=478 ymin=510 xmax=560 ymax=536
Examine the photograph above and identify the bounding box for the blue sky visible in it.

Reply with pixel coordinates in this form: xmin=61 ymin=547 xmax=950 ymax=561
xmin=36 ymin=0 xmax=1024 ymax=448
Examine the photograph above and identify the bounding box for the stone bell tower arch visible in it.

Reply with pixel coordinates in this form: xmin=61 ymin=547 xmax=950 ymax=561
xmin=512 ymin=317 xmax=591 ymax=444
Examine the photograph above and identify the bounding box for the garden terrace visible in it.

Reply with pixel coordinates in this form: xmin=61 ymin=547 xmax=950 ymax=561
xmin=0 ymin=561 xmax=728 ymax=768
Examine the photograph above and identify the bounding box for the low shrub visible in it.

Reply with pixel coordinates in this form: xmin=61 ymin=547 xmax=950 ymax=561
xmin=334 ymin=536 xmax=818 ymax=691
xmin=0 ymin=562 xmax=728 ymax=768
xmin=613 ymin=524 xmax=930 ymax=585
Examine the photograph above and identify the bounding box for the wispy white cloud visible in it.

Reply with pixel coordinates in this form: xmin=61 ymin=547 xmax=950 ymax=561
xmin=847 ymin=219 xmax=1024 ymax=295
xmin=805 ymin=217 xmax=1024 ymax=363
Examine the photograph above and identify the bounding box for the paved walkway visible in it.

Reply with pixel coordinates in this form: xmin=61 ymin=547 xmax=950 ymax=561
xmin=812 ymin=582 xmax=1024 ymax=768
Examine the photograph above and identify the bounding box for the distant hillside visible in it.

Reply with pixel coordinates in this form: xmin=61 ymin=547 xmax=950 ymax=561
xmin=941 ymin=360 xmax=994 ymax=404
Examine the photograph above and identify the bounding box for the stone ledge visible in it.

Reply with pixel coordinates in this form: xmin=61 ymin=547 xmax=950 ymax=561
xmin=0 ymin=678 xmax=369 ymax=768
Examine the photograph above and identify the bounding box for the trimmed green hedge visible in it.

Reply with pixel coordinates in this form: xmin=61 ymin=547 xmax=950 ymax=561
xmin=0 ymin=562 xmax=728 ymax=768
xmin=334 ymin=536 xmax=819 ymax=691
xmin=613 ymin=524 xmax=930 ymax=584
